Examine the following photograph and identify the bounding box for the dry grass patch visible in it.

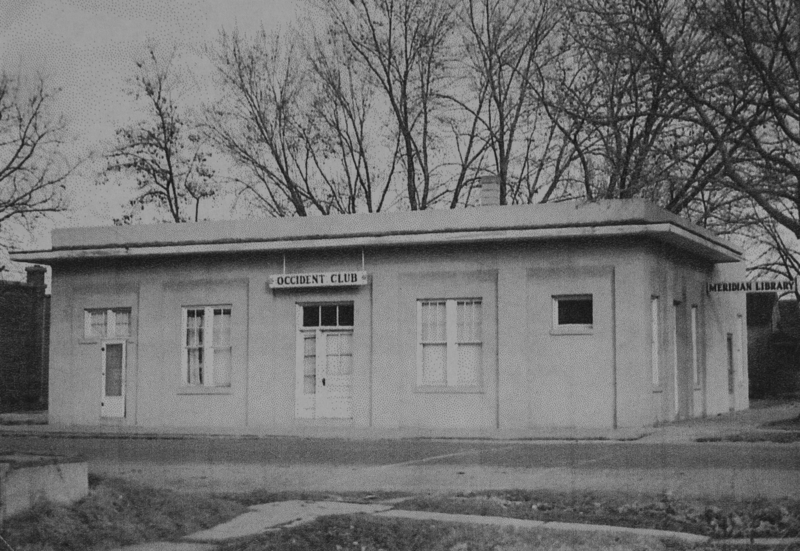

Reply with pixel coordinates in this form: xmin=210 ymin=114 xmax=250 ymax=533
xmin=0 ymin=474 xmax=245 ymax=551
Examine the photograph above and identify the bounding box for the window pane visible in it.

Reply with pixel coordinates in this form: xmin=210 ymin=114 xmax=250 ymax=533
xmin=88 ymin=310 xmax=107 ymax=338
xmin=338 ymin=304 xmax=354 ymax=326
xmin=457 ymin=343 xmax=481 ymax=386
xmin=421 ymin=301 xmax=446 ymax=342
xmin=186 ymin=309 xmax=204 ymax=346
xmin=457 ymin=301 xmax=482 ymax=342
xmin=422 ymin=343 xmax=447 ymax=385
xmin=104 ymin=343 xmax=123 ymax=396
xmin=188 ymin=348 xmax=203 ymax=385
xmin=304 ymin=375 xmax=316 ymax=394
xmin=321 ymin=305 xmax=337 ymax=326
xmin=303 ymin=306 xmax=319 ymax=327
xmin=213 ymin=348 xmax=232 ymax=387
xmin=213 ymin=308 xmax=231 ymax=346
xmin=557 ymin=297 xmax=593 ymax=325
xmin=113 ymin=309 xmax=130 ymax=338
xmin=303 ymin=335 xmax=316 ymax=391
xmin=326 ymin=333 xmax=353 ymax=375
xmin=304 ymin=334 xmax=316 ymax=358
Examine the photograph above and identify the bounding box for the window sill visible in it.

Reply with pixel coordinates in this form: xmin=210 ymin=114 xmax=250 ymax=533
xmin=550 ymin=326 xmax=593 ymax=336
xmin=414 ymin=385 xmax=483 ymax=394
xmin=177 ymin=386 xmax=233 ymax=395
xmin=79 ymin=338 xmax=130 ymax=345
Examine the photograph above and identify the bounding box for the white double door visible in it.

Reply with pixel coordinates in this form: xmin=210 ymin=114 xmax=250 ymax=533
xmin=296 ymin=329 xmax=353 ymax=419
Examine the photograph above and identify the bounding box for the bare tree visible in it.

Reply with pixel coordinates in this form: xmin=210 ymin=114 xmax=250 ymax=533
xmin=0 ymin=71 xmax=70 ymax=246
xmin=679 ymin=0 xmax=800 ymax=240
xmin=207 ymin=29 xmax=327 ymax=217
xmin=542 ymin=0 xmax=728 ymax=209
xmin=461 ymin=0 xmax=559 ymax=204
xmin=605 ymin=0 xmax=800 ymax=278
xmin=318 ymin=0 xmax=459 ymax=210
xmin=108 ymin=47 xmax=215 ymax=223
xmin=303 ymin=26 xmax=400 ymax=213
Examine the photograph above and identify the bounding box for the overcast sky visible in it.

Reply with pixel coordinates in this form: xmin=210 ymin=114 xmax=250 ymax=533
xmin=0 ymin=0 xmax=300 ymax=247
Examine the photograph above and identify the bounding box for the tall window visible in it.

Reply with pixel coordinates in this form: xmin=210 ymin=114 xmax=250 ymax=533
xmin=182 ymin=306 xmax=232 ymax=387
xmin=651 ymin=297 xmax=660 ymax=386
xmin=84 ymin=308 xmax=131 ymax=339
xmin=417 ymin=299 xmax=481 ymax=388
xmin=691 ymin=305 xmax=700 ymax=387
xmin=737 ymin=314 xmax=744 ymax=382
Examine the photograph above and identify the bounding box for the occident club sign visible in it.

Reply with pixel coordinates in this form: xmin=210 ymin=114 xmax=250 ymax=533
xmin=269 ymin=271 xmax=369 ymax=289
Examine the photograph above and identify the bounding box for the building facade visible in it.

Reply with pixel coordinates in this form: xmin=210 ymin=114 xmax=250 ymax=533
xmin=12 ymin=199 xmax=748 ymax=430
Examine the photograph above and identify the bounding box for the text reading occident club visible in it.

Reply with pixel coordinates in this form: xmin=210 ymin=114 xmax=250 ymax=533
xmin=269 ymin=271 xmax=369 ymax=289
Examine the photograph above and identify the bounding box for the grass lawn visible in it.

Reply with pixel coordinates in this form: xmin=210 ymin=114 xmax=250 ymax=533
xmin=0 ymin=474 xmax=246 ymax=551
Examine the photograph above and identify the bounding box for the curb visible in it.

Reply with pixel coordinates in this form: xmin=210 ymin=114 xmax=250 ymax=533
xmin=0 ymin=427 xmax=651 ymax=442
xmin=713 ymin=537 xmax=800 ymax=546
xmin=374 ymin=510 xmax=710 ymax=544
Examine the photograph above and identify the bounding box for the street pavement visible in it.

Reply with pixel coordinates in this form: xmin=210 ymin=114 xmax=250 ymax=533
xmin=2 ymin=401 xmax=798 ymax=499
xmin=1 ymin=433 xmax=797 ymax=499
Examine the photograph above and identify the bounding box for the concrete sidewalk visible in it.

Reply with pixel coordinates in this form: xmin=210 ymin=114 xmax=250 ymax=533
xmin=108 ymin=499 xmax=712 ymax=551
xmin=2 ymin=400 xmax=798 ymax=443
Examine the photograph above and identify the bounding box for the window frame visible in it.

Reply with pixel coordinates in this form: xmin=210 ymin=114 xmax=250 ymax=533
xmin=416 ymin=298 xmax=483 ymax=392
xmin=691 ymin=305 xmax=700 ymax=389
xmin=651 ymin=296 xmax=661 ymax=388
xmin=83 ymin=307 xmax=132 ymax=341
xmin=551 ymin=294 xmax=594 ymax=335
xmin=180 ymin=305 xmax=232 ymax=390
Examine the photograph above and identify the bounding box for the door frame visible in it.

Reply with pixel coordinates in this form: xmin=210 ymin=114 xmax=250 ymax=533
xmin=101 ymin=339 xmax=126 ymax=418
xmin=294 ymin=304 xmax=354 ymax=420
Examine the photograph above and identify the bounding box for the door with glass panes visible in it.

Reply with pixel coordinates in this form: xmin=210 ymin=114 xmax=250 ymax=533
xmin=85 ymin=308 xmax=130 ymax=418
xmin=296 ymin=304 xmax=354 ymax=419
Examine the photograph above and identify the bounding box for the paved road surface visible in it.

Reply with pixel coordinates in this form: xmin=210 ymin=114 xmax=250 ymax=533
xmin=2 ymin=435 xmax=797 ymax=499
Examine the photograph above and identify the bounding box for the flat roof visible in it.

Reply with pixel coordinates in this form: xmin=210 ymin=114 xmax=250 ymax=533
xmin=11 ymin=199 xmax=742 ymax=264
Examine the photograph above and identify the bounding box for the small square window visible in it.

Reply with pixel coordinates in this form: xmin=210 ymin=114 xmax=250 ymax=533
xmin=553 ymin=295 xmax=593 ymax=331
xmin=320 ymin=305 xmax=338 ymax=326
xmin=303 ymin=306 xmax=320 ymax=327
xmin=338 ymin=304 xmax=354 ymax=326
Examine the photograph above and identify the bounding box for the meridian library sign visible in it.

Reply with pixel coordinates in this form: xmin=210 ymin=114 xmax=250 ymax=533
xmin=707 ymin=278 xmax=797 ymax=293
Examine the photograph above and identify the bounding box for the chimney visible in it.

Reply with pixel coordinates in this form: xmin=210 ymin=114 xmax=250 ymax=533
xmin=479 ymin=175 xmax=500 ymax=207
xmin=25 ymin=265 xmax=47 ymax=289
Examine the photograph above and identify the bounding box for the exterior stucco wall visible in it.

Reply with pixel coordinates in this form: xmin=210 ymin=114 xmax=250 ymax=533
xmin=46 ymin=236 xmax=745 ymax=430
xmin=705 ymin=262 xmax=749 ymax=415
